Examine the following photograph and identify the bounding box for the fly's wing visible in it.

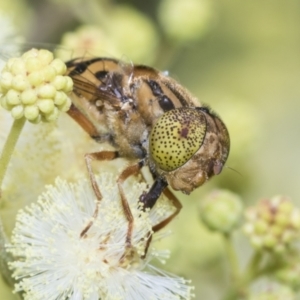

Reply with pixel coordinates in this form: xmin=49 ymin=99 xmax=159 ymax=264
xmin=66 ymin=57 xmax=133 ymax=109
xmin=65 ymin=57 xmax=136 ymax=139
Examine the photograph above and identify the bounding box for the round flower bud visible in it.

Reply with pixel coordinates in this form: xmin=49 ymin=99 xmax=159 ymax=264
xmin=243 ymin=196 xmax=300 ymax=253
xmin=21 ymin=89 xmax=37 ymax=105
xmin=108 ymin=5 xmax=159 ymax=63
xmin=50 ymin=58 xmax=67 ymax=75
xmin=199 ymin=189 xmax=243 ymax=234
xmin=57 ymin=25 xmax=121 ymax=62
xmin=10 ymin=58 xmax=26 ymax=76
xmin=52 ymin=75 xmax=67 ymax=90
xmin=6 ymin=90 xmax=21 ymax=105
xmin=276 ymin=263 xmax=300 ymax=291
xmin=24 ymin=105 xmax=39 ymax=121
xmin=40 ymin=65 xmax=57 ymax=82
xmin=37 ymin=99 xmax=55 ymax=114
xmin=0 ymin=48 xmax=73 ymax=123
xmin=25 ymin=57 xmax=42 ymax=73
xmin=11 ymin=105 xmax=24 ymax=119
xmin=0 ymin=71 xmax=13 ymax=90
xmin=158 ymin=0 xmax=213 ymax=43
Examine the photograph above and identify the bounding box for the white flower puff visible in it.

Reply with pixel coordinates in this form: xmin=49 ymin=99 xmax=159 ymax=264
xmin=7 ymin=173 xmax=194 ymax=300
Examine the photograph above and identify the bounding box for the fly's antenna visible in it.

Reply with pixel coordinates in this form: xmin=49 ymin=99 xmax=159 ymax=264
xmin=224 ymin=165 xmax=243 ymax=177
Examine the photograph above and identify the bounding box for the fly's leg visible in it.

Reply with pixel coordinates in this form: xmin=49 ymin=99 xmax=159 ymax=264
xmin=139 ymin=180 xmax=182 ymax=258
xmin=152 ymin=187 xmax=182 ymax=232
xmin=80 ymin=151 xmax=118 ymax=238
xmin=117 ymin=160 xmax=145 ymax=247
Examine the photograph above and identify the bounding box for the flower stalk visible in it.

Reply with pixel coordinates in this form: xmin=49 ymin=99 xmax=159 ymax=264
xmin=0 ymin=217 xmax=14 ymax=287
xmin=0 ymin=118 xmax=25 ymax=198
xmin=223 ymin=233 xmax=240 ymax=282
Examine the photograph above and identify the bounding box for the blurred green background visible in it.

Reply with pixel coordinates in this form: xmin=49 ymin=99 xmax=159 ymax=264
xmin=1 ymin=0 xmax=300 ymax=299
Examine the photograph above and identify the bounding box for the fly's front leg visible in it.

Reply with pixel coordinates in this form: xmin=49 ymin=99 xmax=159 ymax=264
xmin=117 ymin=160 xmax=145 ymax=247
xmin=152 ymin=187 xmax=182 ymax=232
xmin=139 ymin=179 xmax=182 ymax=258
xmin=80 ymin=151 xmax=118 ymax=237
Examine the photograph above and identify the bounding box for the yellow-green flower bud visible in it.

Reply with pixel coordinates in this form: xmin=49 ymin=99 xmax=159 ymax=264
xmin=199 ymin=189 xmax=243 ymax=234
xmin=10 ymin=58 xmax=26 ymax=76
xmin=24 ymin=105 xmax=39 ymax=121
xmin=244 ymin=196 xmax=300 ymax=253
xmin=38 ymin=84 xmax=56 ymax=99
xmin=12 ymin=74 xmax=30 ymax=91
xmin=57 ymin=25 xmax=120 ymax=62
xmin=52 ymin=75 xmax=67 ymax=90
xmin=37 ymin=99 xmax=55 ymax=114
xmin=11 ymin=105 xmax=24 ymax=119
xmin=108 ymin=5 xmax=159 ymax=63
xmin=158 ymin=0 xmax=213 ymax=43
xmin=54 ymin=91 xmax=67 ymax=106
xmin=21 ymin=89 xmax=37 ymax=105
xmin=254 ymin=220 xmax=268 ymax=235
xmin=0 ymin=71 xmax=13 ymax=90
xmin=51 ymin=58 xmax=67 ymax=75
xmin=40 ymin=66 xmax=57 ymax=82
xmin=0 ymin=48 xmax=73 ymax=123
xmin=25 ymin=57 xmax=43 ymax=73
xmin=276 ymin=263 xmax=300 ymax=291
xmin=44 ymin=107 xmax=59 ymax=122
xmin=6 ymin=90 xmax=21 ymax=105
xmin=28 ymin=71 xmax=43 ymax=86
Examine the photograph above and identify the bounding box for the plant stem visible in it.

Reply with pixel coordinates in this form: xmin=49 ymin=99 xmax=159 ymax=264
xmin=0 ymin=218 xmax=14 ymax=287
xmin=223 ymin=233 xmax=240 ymax=281
xmin=0 ymin=118 xmax=26 ymax=198
xmin=243 ymin=251 xmax=263 ymax=283
xmin=223 ymin=251 xmax=263 ymax=300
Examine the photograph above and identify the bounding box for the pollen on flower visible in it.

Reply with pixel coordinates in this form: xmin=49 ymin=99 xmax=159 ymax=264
xmin=0 ymin=48 xmax=73 ymax=123
xmin=7 ymin=173 xmax=194 ymax=300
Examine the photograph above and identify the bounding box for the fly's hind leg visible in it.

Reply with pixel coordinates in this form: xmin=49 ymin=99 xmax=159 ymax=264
xmin=80 ymin=151 xmax=118 ymax=237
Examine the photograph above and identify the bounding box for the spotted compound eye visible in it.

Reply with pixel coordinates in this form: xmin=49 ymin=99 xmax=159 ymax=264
xmin=150 ymin=108 xmax=207 ymax=171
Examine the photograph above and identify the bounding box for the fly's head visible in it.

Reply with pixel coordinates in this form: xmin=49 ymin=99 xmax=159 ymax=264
xmin=149 ymin=107 xmax=230 ymax=194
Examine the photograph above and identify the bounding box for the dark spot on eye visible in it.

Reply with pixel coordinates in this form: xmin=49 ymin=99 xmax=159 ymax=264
xmin=95 ymin=70 xmax=108 ymax=81
xmin=158 ymin=95 xmax=175 ymax=111
xmin=180 ymin=127 xmax=189 ymax=138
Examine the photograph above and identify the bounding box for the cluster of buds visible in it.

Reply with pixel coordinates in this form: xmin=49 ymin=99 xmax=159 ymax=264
xmin=0 ymin=48 xmax=73 ymax=123
xmin=243 ymin=196 xmax=300 ymax=253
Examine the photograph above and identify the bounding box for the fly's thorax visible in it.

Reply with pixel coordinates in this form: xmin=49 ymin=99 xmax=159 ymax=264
xmin=132 ymin=68 xmax=200 ymax=126
xmin=149 ymin=107 xmax=230 ymax=194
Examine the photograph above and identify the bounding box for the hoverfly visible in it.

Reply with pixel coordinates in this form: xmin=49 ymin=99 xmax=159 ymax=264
xmin=65 ymin=57 xmax=230 ymax=245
